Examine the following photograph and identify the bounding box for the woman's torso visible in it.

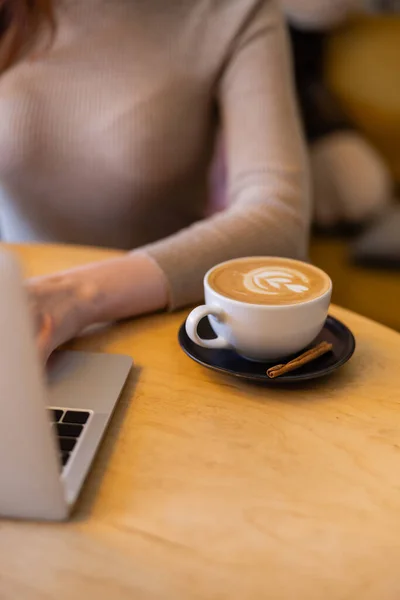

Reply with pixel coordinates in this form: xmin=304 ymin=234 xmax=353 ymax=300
xmin=0 ymin=0 xmax=245 ymax=248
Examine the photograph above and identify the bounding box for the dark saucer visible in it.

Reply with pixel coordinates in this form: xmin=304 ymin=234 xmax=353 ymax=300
xmin=178 ymin=315 xmax=355 ymax=384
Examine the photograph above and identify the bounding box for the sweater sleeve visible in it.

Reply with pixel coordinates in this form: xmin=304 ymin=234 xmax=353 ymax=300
xmin=144 ymin=0 xmax=310 ymax=310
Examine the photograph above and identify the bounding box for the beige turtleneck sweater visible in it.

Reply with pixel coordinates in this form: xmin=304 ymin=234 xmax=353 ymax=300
xmin=0 ymin=0 xmax=309 ymax=308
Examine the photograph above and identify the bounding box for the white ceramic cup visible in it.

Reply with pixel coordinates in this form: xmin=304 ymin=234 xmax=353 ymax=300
xmin=185 ymin=258 xmax=332 ymax=361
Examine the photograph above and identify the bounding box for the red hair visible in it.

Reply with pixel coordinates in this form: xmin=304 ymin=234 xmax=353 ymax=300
xmin=0 ymin=0 xmax=53 ymax=71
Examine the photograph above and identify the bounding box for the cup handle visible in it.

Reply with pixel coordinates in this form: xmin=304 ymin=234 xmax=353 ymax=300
xmin=185 ymin=305 xmax=230 ymax=350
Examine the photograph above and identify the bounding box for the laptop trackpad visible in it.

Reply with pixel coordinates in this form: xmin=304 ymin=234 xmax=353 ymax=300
xmin=46 ymin=351 xmax=133 ymax=413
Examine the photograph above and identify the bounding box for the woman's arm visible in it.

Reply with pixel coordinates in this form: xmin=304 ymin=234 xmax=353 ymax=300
xmin=142 ymin=0 xmax=310 ymax=307
xmin=28 ymin=252 xmax=168 ymax=358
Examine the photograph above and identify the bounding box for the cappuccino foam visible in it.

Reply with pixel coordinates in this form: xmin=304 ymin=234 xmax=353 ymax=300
xmin=208 ymin=257 xmax=330 ymax=305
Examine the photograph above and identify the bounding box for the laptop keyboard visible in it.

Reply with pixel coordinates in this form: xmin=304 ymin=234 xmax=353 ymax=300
xmin=48 ymin=409 xmax=91 ymax=468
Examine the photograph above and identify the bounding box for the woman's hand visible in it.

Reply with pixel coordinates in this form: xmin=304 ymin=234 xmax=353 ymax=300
xmin=26 ymin=252 xmax=168 ymax=361
xmin=26 ymin=275 xmax=95 ymax=361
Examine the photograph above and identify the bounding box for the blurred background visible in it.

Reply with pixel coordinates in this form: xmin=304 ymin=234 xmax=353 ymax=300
xmin=309 ymin=9 xmax=400 ymax=331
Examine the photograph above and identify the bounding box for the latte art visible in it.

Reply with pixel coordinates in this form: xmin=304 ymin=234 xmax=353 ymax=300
xmin=208 ymin=257 xmax=330 ymax=306
xmin=243 ymin=267 xmax=310 ymax=297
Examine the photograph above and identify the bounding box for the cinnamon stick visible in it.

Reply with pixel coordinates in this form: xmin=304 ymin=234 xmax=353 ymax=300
xmin=266 ymin=341 xmax=333 ymax=379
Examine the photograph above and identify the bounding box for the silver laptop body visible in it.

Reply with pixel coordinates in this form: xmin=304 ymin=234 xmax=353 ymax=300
xmin=0 ymin=250 xmax=132 ymax=520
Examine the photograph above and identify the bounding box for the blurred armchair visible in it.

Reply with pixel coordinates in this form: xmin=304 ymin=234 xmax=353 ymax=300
xmin=326 ymin=13 xmax=400 ymax=183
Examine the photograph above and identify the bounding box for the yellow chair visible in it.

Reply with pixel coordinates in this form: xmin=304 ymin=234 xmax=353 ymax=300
xmin=326 ymin=15 xmax=400 ymax=183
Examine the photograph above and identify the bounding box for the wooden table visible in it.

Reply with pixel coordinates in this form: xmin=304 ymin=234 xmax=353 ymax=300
xmin=1 ymin=244 xmax=400 ymax=600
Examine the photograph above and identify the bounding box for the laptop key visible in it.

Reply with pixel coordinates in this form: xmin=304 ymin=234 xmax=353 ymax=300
xmin=49 ymin=409 xmax=63 ymax=422
xmin=56 ymin=423 xmax=83 ymax=438
xmin=61 ymin=452 xmax=70 ymax=466
xmin=63 ymin=410 xmax=90 ymax=425
xmin=59 ymin=437 xmax=77 ymax=453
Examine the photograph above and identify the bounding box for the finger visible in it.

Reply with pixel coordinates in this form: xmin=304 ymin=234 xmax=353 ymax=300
xmin=37 ymin=313 xmax=54 ymax=361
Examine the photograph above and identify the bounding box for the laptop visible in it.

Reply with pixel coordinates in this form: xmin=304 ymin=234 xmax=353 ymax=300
xmin=0 ymin=250 xmax=132 ymax=521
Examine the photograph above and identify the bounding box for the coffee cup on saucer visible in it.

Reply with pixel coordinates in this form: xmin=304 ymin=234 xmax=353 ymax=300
xmin=185 ymin=257 xmax=332 ymax=362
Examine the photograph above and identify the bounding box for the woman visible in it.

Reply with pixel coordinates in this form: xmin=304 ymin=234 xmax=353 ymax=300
xmin=0 ymin=0 xmax=309 ymax=359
